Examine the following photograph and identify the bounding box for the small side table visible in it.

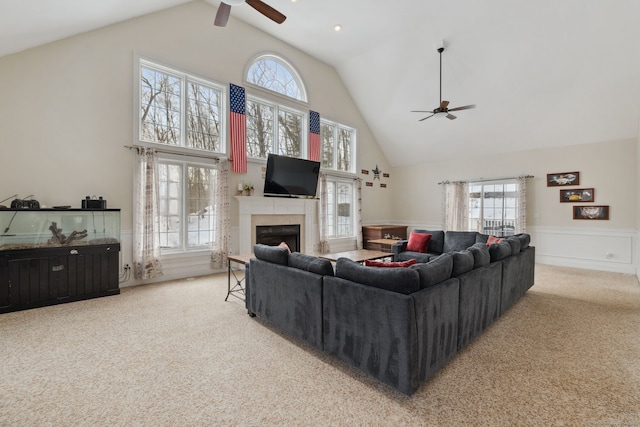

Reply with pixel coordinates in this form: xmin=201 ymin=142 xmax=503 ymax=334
xmin=366 ymin=238 xmax=403 ymax=252
xmin=226 ymin=253 xmax=253 ymax=302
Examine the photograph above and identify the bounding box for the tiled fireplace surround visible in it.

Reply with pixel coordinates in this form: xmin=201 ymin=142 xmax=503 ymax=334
xmin=236 ymin=196 xmax=318 ymax=255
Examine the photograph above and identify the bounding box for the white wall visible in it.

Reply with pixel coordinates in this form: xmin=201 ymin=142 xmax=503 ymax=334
xmin=391 ymin=138 xmax=638 ymax=274
xmin=0 ymin=1 xmax=393 ymax=285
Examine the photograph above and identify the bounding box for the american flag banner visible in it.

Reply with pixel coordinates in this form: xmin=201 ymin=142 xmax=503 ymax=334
xmin=230 ymin=84 xmax=247 ymax=173
xmin=309 ymin=110 xmax=321 ymax=161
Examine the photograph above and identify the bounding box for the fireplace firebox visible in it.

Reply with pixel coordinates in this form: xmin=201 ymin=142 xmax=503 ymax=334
xmin=255 ymin=224 xmax=301 ymax=252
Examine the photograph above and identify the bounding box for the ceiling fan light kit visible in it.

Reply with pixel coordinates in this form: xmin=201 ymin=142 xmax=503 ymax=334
xmin=411 ymin=41 xmax=476 ymax=121
xmin=214 ymin=0 xmax=286 ymax=27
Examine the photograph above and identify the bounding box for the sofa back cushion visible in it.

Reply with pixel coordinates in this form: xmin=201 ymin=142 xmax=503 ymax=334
xmin=335 ymin=258 xmax=420 ymax=294
xmin=254 ymin=244 xmax=289 ymax=266
xmin=414 ymin=229 xmax=444 ymax=254
xmin=514 ymin=233 xmax=531 ymax=249
xmin=410 ymin=253 xmax=453 ymax=288
xmin=504 ymin=236 xmax=522 ymax=254
xmin=289 ymin=252 xmax=334 ymax=276
xmin=443 ymin=231 xmax=478 ymax=253
xmin=488 ymin=240 xmax=512 ymax=262
xmin=451 ymin=250 xmax=474 ymax=277
xmin=468 ymin=242 xmax=490 ymax=268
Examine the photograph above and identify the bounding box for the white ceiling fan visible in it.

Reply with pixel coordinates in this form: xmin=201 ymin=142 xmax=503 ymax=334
xmin=411 ymin=41 xmax=476 ymax=121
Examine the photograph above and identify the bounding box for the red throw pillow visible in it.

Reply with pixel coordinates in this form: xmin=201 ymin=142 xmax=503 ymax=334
xmin=486 ymin=235 xmax=503 ymax=247
xmin=406 ymin=232 xmax=431 ymax=253
xmin=364 ymin=259 xmax=417 ymax=268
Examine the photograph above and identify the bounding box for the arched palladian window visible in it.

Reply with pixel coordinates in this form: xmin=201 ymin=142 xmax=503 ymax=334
xmin=246 ymin=54 xmax=307 ymax=102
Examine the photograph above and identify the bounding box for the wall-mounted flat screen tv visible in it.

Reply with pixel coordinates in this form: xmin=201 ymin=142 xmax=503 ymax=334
xmin=263 ymin=154 xmax=321 ymax=198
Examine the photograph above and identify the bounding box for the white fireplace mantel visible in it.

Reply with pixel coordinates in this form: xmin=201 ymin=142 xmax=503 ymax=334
xmin=236 ymin=196 xmax=318 ymax=254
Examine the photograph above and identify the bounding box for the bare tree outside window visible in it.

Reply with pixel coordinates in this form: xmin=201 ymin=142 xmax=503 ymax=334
xmin=277 ymin=109 xmax=302 ymax=157
xmin=321 ymin=123 xmax=335 ymax=168
xmin=140 ymin=63 xmax=223 ymax=152
xmin=247 ymin=57 xmax=304 ymax=101
xmin=337 ymin=128 xmax=352 ymax=172
xmin=141 ymin=67 xmax=181 ymax=145
xmin=246 ymin=100 xmax=274 ymax=158
xmin=187 ymin=82 xmax=221 ymax=151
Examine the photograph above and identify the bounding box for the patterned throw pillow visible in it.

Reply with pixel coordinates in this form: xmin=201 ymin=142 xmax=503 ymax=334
xmin=278 ymin=241 xmax=291 ymax=253
xmin=406 ymin=232 xmax=432 ymax=253
xmin=486 ymin=235 xmax=503 ymax=247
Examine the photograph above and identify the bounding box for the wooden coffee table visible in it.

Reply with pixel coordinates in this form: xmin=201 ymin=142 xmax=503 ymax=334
xmin=319 ymin=249 xmax=393 ymax=263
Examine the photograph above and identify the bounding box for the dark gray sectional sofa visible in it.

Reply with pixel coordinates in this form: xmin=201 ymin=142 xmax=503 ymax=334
xmin=245 ymin=231 xmax=535 ymax=395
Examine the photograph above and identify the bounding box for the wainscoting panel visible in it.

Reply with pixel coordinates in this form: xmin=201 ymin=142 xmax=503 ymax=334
xmin=529 ymin=226 xmax=636 ymax=274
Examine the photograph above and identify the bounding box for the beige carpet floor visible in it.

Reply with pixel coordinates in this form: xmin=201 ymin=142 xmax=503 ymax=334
xmin=1 ymin=264 xmax=639 ymax=426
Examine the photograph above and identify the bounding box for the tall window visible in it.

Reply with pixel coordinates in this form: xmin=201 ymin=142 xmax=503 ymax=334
xmin=246 ymin=54 xmax=306 ymax=102
xmin=321 ymin=119 xmax=355 ymax=173
xmin=246 ymin=97 xmax=303 ymax=159
xmin=468 ymin=181 xmax=518 ymax=236
xmin=325 ymin=177 xmax=354 ymax=238
xmin=139 ymin=60 xmax=225 ymax=153
xmin=157 ymin=159 xmax=219 ymax=251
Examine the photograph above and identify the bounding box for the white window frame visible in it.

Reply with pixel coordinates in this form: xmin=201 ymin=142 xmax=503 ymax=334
xmin=320 ymin=118 xmax=356 ymax=174
xmin=245 ymin=53 xmax=308 ymax=102
xmin=157 ymin=153 xmax=220 ymax=254
xmin=325 ymin=175 xmax=356 ymax=239
xmin=468 ymin=179 xmax=518 ymax=236
xmin=245 ymin=94 xmax=307 ymax=160
xmin=135 ymin=56 xmax=227 ymax=157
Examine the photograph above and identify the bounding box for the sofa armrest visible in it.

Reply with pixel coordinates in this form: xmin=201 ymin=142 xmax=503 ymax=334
xmin=391 ymin=240 xmax=408 ymax=256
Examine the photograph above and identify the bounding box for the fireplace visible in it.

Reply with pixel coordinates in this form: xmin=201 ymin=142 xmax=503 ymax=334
xmin=235 ymin=196 xmax=317 ymax=255
xmin=256 ymin=224 xmax=301 ymax=252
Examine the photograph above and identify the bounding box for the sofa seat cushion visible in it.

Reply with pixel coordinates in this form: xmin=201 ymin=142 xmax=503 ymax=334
xmin=335 ymin=258 xmax=420 ymax=294
xmin=451 ymin=250 xmax=474 ymax=277
xmin=289 ymin=252 xmax=334 ymax=276
xmin=443 ymin=231 xmax=478 ymax=253
xmin=406 ymin=232 xmax=432 ymax=253
xmin=364 ymin=259 xmax=417 ymax=268
xmin=254 ymin=244 xmax=289 ymax=266
xmin=396 ymin=251 xmax=433 ymax=263
xmin=410 ymin=253 xmax=453 ymax=288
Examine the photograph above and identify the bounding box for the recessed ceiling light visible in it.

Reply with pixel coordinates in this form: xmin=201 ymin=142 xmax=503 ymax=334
xmin=334 ymin=24 xmax=342 ymax=32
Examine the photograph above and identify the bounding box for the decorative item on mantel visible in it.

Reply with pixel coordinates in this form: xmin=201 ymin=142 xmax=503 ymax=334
xmin=244 ymin=183 xmax=254 ymax=196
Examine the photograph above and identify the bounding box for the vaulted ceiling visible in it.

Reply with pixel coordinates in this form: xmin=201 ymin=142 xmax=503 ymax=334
xmin=2 ymin=0 xmax=639 ymax=166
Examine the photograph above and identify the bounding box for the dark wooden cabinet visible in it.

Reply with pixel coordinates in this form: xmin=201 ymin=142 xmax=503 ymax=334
xmin=362 ymin=225 xmax=407 ymax=250
xmin=0 ymin=244 xmax=120 ymax=314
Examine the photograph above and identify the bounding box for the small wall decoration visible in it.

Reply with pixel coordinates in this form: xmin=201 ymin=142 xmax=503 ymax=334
xmin=372 ymin=165 xmax=381 ymax=180
xmin=547 ymin=172 xmax=579 ymax=187
xmin=383 ymin=173 xmax=390 ymax=178
xmin=365 ymin=182 xmax=373 ymax=187
xmin=573 ymin=205 xmax=609 ymax=220
xmin=361 ymin=169 xmax=369 ymax=175
xmin=380 ymin=183 xmax=387 ymax=188
xmin=560 ymin=188 xmax=594 ymax=203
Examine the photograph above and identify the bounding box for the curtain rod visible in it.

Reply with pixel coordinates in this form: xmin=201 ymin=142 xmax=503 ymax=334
xmin=438 ymin=175 xmax=534 ymax=185
xmin=124 ymin=145 xmax=228 ymax=162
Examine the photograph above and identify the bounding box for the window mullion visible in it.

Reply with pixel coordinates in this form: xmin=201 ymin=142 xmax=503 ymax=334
xmin=181 ymin=161 xmax=188 ymax=252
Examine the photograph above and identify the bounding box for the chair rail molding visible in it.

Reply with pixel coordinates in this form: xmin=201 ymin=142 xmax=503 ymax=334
xmin=529 ymin=225 xmax=636 ymax=274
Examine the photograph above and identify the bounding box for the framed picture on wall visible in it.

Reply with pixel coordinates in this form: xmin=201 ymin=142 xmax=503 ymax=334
xmin=547 ymin=172 xmax=580 ymax=186
xmin=560 ymin=188 xmax=594 ymax=203
xmin=573 ymin=205 xmax=609 ymax=220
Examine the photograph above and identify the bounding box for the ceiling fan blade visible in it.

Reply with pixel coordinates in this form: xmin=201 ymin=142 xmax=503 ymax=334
xmin=446 ymin=114 xmax=457 ymax=120
xmin=419 ymin=114 xmax=435 ymax=121
xmin=246 ymin=0 xmax=287 ymax=24
xmin=411 ymin=110 xmax=433 ymax=113
xmin=214 ymin=2 xmax=232 ymax=27
xmin=448 ymin=104 xmax=476 ymax=112
xmin=440 ymin=100 xmax=449 ymax=109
